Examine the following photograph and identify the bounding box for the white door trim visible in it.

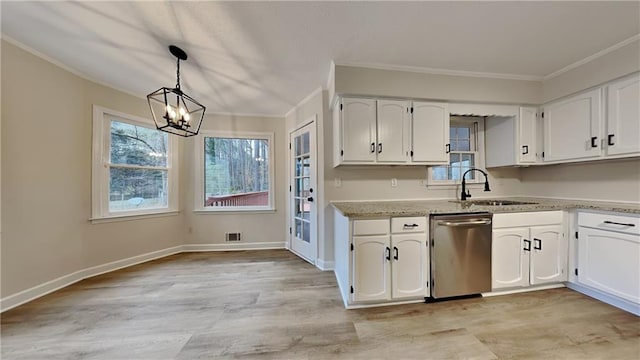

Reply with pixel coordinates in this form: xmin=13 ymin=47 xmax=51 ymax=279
xmin=288 ymin=116 xmax=318 ymax=265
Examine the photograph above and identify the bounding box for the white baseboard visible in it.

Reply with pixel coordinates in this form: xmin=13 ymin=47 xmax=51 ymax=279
xmin=316 ymin=259 xmax=335 ymax=271
xmin=482 ymin=283 xmax=565 ymax=297
xmin=0 ymin=269 xmax=86 ymax=314
xmin=567 ymin=282 xmax=640 ymax=316
xmin=182 ymin=242 xmax=286 ymax=252
xmin=1 ymin=243 xmax=286 ymax=313
xmin=0 ymin=245 xmax=183 ymax=313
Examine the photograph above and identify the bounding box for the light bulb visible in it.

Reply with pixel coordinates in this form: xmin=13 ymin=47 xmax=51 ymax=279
xmin=184 ymin=112 xmax=190 ymax=121
xmin=166 ymin=104 xmax=172 ymax=113
xmin=170 ymin=110 xmax=177 ymax=119
xmin=179 ymin=107 xmax=186 ymax=116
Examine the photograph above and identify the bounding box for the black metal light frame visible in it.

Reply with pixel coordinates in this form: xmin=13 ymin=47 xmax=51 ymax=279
xmin=147 ymin=45 xmax=206 ymax=137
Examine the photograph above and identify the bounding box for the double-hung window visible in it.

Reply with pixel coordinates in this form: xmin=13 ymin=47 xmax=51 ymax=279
xmin=195 ymin=131 xmax=274 ymax=212
xmin=429 ymin=116 xmax=485 ymax=185
xmin=92 ymin=106 xmax=178 ymax=220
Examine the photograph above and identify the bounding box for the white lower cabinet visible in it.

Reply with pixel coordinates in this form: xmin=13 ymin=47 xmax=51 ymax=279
xmin=576 ymin=212 xmax=640 ymax=305
xmin=391 ymin=233 xmax=429 ymax=299
xmin=350 ymin=217 xmax=429 ymax=304
xmin=352 ymin=235 xmax=391 ymax=302
xmin=492 ymin=212 xmax=567 ymax=290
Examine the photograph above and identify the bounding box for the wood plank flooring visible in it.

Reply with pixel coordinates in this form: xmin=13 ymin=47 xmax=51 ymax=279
xmin=2 ymin=250 xmax=639 ymax=359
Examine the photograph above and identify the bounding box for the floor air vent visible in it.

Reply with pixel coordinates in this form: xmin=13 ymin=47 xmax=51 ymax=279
xmin=225 ymin=232 xmax=242 ymax=242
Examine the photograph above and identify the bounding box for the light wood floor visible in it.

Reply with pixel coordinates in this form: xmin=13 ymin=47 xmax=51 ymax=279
xmin=2 ymin=250 xmax=639 ymax=359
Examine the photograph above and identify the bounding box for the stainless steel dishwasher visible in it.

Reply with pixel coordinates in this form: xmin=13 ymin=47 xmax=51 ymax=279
xmin=430 ymin=213 xmax=492 ymax=299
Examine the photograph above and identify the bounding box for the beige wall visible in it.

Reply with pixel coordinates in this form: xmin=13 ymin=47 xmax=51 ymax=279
xmin=542 ymin=39 xmax=640 ymax=103
xmin=520 ymin=159 xmax=640 ymax=203
xmin=1 ymin=41 xmax=185 ymax=298
xmin=334 ymin=65 xmax=543 ymax=105
xmin=183 ymin=114 xmax=287 ymax=246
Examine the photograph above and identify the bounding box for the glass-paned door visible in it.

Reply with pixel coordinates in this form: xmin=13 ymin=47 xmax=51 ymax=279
xmin=289 ymin=121 xmax=316 ymax=264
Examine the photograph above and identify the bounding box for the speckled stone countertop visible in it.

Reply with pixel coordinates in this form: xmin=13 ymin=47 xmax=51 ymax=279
xmin=331 ymin=197 xmax=640 ymax=218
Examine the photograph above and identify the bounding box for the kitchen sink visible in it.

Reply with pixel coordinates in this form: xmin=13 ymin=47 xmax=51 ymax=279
xmin=451 ymin=200 xmax=538 ymax=206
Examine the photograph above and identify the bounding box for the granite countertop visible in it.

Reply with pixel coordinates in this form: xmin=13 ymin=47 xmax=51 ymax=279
xmin=331 ymin=197 xmax=640 ymax=218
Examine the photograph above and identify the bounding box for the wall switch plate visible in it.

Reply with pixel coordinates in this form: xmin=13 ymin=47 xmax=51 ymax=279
xmin=391 ymin=178 xmax=398 ymax=187
xmin=334 ymin=177 xmax=342 ymax=188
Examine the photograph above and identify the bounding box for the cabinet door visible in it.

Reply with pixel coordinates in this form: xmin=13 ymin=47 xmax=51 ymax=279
xmin=411 ymin=101 xmax=449 ymax=164
xmin=543 ymin=88 xmax=602 ymax=162
xmin=578 ymin=227 xmax=640 ymax=304
xmin=391 ymin=234 xmax=429 ymax=299
xmin=492 ymin=228 xmax=530 ymax=289
xmin=352 ymin=236 xmax=391 ymax=302
xmin=341 ymin=98 xmax=377 ymax=163
xmin=530 ymin=225 xmax=566 ymax=285
xmin=606 ymin=74 xmax=640 ymax=156
xmin=519 ymin=107 xmax=538 ymax=163
xmin=377 ymin=100 xmax=410 ymax=163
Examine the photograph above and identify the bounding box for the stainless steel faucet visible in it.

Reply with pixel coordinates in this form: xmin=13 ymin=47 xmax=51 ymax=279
xmin=461 ymin=168 xmax=491 ymax=200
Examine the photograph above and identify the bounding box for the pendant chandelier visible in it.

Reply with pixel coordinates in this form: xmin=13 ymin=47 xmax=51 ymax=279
xmin=147 ymin=45 xmax=206 ymax=137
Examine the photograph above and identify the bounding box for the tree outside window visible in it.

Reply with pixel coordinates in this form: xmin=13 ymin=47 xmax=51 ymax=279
xmin=201 ymin=135 xmax=272 ymax=209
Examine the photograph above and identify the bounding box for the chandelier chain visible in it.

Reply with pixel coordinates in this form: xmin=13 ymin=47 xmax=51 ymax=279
xmin=176 ymin=57 xmax=181 ymax=90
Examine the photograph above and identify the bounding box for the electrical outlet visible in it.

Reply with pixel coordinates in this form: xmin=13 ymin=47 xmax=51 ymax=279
xmin=391 ymin=178 xmax=398 ymax=187
xmin=334 ymin=177 xmax=342 ymax=188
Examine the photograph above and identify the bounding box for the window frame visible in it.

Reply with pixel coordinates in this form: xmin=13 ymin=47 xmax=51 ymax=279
xmin=428 ymin=116 xmax=486 ymax=187
xmin=91 ymin=105 xmax=179 ymax=221
xmin=194 ymin=130 xmax=275 ymax=213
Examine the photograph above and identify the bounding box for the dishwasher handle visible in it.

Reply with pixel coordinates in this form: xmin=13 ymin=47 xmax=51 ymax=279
xmin=437 ymin=219 xmax=492 ymax=227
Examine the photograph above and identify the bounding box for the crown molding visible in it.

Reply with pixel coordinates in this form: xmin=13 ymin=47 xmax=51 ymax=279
xmin=543 ymin=34 xmax=640 ymax=81
xmin=284 ymin=86 xmax=324 ymax=119
xmin=205 ymin=110 xmax=284 ymax=119
xmin=333 ymin=60 xmax=543 ymax=82
xmin=326 ymin=60 xmax=336 ymax=90
xmin=1 ymin=34 xmax=146 ymax=101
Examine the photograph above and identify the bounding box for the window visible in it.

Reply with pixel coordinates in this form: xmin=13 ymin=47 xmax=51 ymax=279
xmin=195 ymin=131 xmax=274 ymax=212
xmin=92 ymin=106 xmax=178 ymax=220
xmin=429 ymin=116 xmax=485 ymax=185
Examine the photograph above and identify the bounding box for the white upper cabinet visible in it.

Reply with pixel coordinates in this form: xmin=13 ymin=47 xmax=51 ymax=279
xmin=334 ymin=97 xmax=449 ymax=166
xmin=485 ymin=106 xmax=538 ymax=167
xmin=543 ymin=88 xmax=603 ymax=162
xmin=339 ymin=98 xmax=377 ymax=163
xmin=411 ymin=101 xmax=450 ymax=164
xmin=519 ymin=107 xmax=538 ymax=163
xmin=377 ymin=100 xmax=410 ymax=163
xmin=606 ymin=73 xmax=640 ymax=157
xmin=541 ymin=73 xmax=640 ymax=164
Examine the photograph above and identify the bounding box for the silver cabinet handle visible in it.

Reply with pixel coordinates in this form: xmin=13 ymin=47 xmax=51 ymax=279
xmin=437 ymin=219 xmax=492 ymax=226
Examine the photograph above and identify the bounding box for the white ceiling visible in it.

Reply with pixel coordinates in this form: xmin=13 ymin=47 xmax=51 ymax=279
xmin=2 ymin=1 xmax=639 ymax=116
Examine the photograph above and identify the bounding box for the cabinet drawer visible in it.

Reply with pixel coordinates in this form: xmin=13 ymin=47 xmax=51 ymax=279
xmin=353 ymin=219 xmax=390 ymax=236
xmin=578 ymin=212 xmax=640 ymax=236
xmin=493 ymin=211 xmax=563 ymax=228
xmin=391 ymin=217 xmax=427 ymax=233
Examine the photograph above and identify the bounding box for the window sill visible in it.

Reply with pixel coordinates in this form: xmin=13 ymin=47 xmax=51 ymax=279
xmin=193 ymin=208 xmax=276 ymax=215
xmin=90 ymin=210 xmax=180 ymax=224
xmin=426 ymin=181 xmax=485 ymax=190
